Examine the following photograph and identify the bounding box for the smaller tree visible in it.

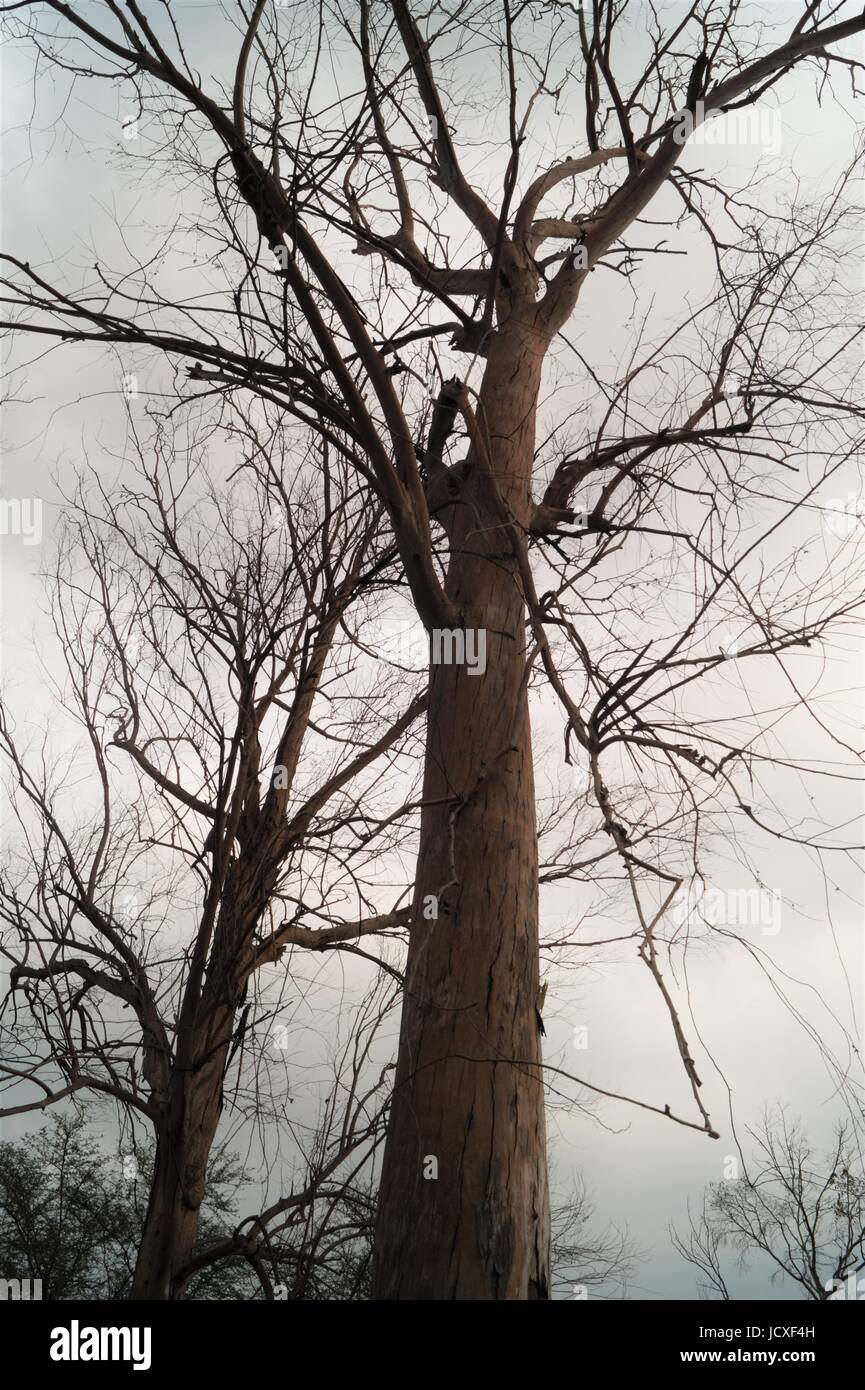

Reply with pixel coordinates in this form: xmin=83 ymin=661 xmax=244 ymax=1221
xmin=671 ymin=1108 xmax=865 ymax=1300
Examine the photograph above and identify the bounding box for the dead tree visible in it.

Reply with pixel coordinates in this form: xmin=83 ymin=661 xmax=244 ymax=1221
xmin=672 ymin=1107 xmax=865 ymax=1300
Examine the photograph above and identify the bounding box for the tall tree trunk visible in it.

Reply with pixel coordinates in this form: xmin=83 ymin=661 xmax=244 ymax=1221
xmin=131 ymin=1015 xmax=230 ymax=1299
xmin=373 ymin=324 xmax=551 ymax=1299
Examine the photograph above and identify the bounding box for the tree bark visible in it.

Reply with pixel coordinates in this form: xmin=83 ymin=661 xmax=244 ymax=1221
xmin=372 ymin=322 xmax=552 ymax=1299
xmin=130 ymin=1016 xmax=230 ymax=1300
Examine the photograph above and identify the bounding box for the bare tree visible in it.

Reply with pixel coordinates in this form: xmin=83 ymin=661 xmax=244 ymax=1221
xmin=0 ymin=426 xmax=418 ymax=1297
xmin=672 ymin=1108 xmax=865 ymax=1300
xmin=2 ymin=0 xmax=864 ymax=1299
xmin=670 ymin=1194 xmax=733 ymax=1301
xmin=550 ymin=1178 xmax=638 ymax=1299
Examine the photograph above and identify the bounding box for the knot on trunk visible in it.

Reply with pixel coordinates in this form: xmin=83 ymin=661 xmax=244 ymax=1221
xmin=424 ymin=459 xmax=472 ymax=521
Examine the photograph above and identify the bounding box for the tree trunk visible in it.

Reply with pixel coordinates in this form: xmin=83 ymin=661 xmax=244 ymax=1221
xmin=372 ymin=323 xmax=551 ymax=1299
xmin=130 ymin=1023 xmax=229 ymax=1299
